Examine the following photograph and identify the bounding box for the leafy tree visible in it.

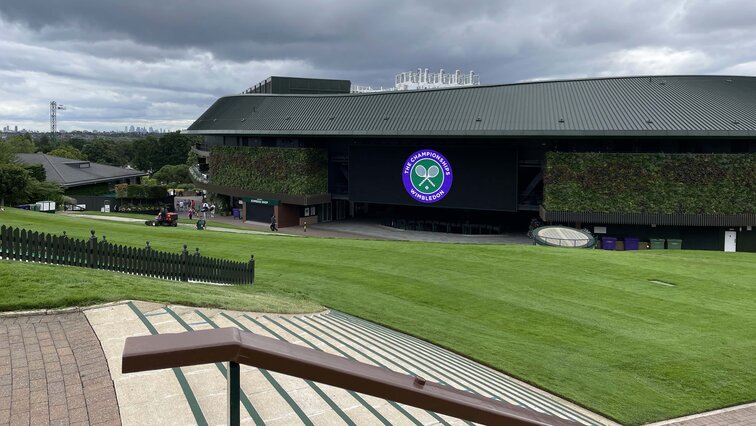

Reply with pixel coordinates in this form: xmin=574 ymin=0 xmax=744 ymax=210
xmin=24 ymin=179 xmax=64 ymax=204
xmin=25 ymin=164 xmax=46 ymax=181
xmin=66 ymin=137 xmax=88 ymax=151
xmin=0 ymin=163 xmax=29 ymax=206
xmin=3 ymin=135 xmax=37 ymax=153
xmin=131 ymin=132 xmax=198 ymax=172
xmin=49 ymin=145 xmax=87 ymax=160
xmin=81 ymin=138 xmax=128 ymax=166
xmin=131 ymin=136 xmax=159 ymax=172
xmin=36 ymin=134 xmax=53 ymax=153
xmin=152 ymin=164 xmax=191 ymax=185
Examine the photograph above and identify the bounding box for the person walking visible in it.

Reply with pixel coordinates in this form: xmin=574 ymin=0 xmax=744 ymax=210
xmin=201 ymin=201 xmax=209 ymax=219
xmin=188 ymin=208 xmax=194 ymax=220
xmin=270 ymin=214 xmax=278 ymax=232
xmin=210 ymin=203 xmax=216 ymax=218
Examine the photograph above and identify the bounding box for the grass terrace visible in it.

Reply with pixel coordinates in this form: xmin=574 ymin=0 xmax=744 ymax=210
xmin=1 ymin=208 xmax=754 ymax=425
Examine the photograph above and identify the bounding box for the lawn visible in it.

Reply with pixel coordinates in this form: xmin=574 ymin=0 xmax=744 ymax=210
xmin=1 ymin=208 xmax=755 ymax=425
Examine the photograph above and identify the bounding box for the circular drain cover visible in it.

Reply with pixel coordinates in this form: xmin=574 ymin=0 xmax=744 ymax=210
xmin=532 ymin=226 xmax=596 ymax=248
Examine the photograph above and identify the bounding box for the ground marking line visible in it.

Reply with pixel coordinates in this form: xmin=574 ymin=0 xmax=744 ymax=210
xmin=218 ymin=312 xmax=315 ymax=426
xmin=331 ymin=311 xmax=600 ymax=425
xmin=126 ymin=302 xmax=209 ymax=426
xmin=241 ymin=314 xmax=356 ymax=426
xmin=164 ymin=308 xmax=265 ymax=426
xmin=301 ymin=314 xmax=462 ymax=426
xmin=272 ymin=316 xmax=404 ymax=426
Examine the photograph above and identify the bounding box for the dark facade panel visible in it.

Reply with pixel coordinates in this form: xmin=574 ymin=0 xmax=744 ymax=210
xmin=349 ymin=144 xmax=518 ymax=212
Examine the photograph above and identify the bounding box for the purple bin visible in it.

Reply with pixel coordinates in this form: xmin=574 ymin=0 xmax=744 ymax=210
xmin=601 ymin=237 xmax=617 ymax=250
xmin=624 ymin=237 xmax=640 ymax=250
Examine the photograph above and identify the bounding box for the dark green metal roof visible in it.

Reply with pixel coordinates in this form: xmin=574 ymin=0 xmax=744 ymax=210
xmin=186 ymin=75 xmax=756 ymax=137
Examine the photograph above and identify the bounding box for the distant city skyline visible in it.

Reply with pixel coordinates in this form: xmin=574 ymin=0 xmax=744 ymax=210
xmin=1 ymin=0 xmax=755 ymax=131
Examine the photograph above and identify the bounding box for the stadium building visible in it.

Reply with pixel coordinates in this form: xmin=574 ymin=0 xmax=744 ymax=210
xmin=186 ymin=75 xmax=756 ymax=252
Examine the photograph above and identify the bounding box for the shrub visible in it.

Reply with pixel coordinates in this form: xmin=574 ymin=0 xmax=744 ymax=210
xmin=209 ymin=147 xmax=327 ymax=195
xmin=543 ymin=152 xmax=756 ymax=214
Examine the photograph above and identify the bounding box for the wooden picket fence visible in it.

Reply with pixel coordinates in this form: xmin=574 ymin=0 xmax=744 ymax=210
xmin=0 ymin=225 xmax=254 ymax=285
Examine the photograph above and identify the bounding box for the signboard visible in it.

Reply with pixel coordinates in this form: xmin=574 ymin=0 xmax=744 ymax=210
xmin=402 ymin=149 xmax=453 ymax=203
xmin=243 ymin=197 xmax=280 ymax=206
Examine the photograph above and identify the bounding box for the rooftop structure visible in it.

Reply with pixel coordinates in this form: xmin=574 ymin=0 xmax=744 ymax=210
xmin=351 ymin=68 xmax=480 ymax=93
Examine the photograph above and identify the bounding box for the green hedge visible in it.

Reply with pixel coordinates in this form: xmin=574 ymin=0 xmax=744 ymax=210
xmin=115 ymin=183 xmax=168 ymax=199
xmin=209 ymin=147 xmax=327 ymax=195
xmin=544 ymin=152 xmax=756 ymax=214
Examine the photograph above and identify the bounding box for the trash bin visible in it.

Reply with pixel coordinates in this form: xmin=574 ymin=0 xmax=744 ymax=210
xmin=667 ymin=239 xmax=682 ymax=250
xmin=232 ymin=208 xmax=241 ymax=219
xmin=601 ymin=237 xmax=617 ymax=250
xmin=624 ymin=237 xmax=640 ymax=250
xmin=650 ymin=238 xmax=665 ymax=250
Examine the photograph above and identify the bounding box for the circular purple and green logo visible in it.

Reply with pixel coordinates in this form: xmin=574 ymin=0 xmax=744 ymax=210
xmin=402 ymin=149 xmax=453 ymax=203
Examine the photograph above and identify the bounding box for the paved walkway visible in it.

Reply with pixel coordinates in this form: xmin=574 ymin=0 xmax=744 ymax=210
xmin=70 ymin=212 xmax=533 ymax=245
xmin=647 ymin=402 xmax=756 ymax=426
xmin=0 ymin=311 xmax=120 ymax=425
xmin=88 ymin=301 xmax=609 ymax=426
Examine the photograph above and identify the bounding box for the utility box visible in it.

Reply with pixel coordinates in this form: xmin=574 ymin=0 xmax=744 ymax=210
xmin=36 ymin=201 xmax=56 ymax=213
xmin=667 ymin=239 xmax=683 ymax=250
xmin=601 ymin=237 xmax=617 ymax=250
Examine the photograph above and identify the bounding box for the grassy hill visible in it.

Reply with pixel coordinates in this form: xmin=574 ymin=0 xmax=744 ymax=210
xmin=1 ymin=208 xmax=755 ymax=425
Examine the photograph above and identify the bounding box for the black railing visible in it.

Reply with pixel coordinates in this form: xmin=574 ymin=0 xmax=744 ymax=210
xmin=0 ymin=225 xmax=255 ymax=285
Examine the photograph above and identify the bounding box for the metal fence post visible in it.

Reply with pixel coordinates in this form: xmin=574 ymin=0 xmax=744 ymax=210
xmin=181 ymin=244 xmax=188 ymax=282
xmin=227 ymin=361 xmax=240 ymax=426
xmin=248 ymin=255 xmax=255 ymax=285
xmin=88 ymin=229 xmax=97 ymax=269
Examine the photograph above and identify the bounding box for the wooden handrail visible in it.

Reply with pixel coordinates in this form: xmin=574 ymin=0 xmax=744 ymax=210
xmin=122 ymin=328 xmax=579 ymax=425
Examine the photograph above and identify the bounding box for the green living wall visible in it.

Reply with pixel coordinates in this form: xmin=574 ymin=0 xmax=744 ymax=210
xmin=544 ymin=152 xmax=756 ymax=214
xmin=209 ymin=147 xmax=327 ymax=196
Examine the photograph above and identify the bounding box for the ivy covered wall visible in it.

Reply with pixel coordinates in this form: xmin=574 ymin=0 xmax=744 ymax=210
xmin=544 ymin=152 xmax=756 ymax=214
xmin=209 ymin=147 xmax=327 ymax=196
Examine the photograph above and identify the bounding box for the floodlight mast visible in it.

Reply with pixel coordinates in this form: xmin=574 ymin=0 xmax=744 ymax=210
xmin=50 ymin=101 xmax=66 ymax=138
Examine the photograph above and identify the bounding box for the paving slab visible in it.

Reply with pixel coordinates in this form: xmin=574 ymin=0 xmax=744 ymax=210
xmin=82 ymin=301 xmax=613 ymax=426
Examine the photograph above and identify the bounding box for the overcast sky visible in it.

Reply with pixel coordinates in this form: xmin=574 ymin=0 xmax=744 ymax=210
xmin=1 ymin=0 xmax=755 ymax=132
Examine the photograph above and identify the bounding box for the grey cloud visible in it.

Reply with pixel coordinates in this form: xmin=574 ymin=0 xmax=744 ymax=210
xmin=1 ymin=0 xmax=755 ymax=131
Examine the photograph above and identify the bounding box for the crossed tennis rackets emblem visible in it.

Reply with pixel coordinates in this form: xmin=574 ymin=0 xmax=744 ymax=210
xmin=415 ymin=164 xmax=440 ymax=187
xmin=402 ymin=149 xmax=453 ymax=203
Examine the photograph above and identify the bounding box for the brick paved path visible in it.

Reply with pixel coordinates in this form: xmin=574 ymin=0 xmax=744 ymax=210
xmin=0 ymin=312 xmax=120 ymax=426
xmin=650 ymin=402 xmax=756 ymax=426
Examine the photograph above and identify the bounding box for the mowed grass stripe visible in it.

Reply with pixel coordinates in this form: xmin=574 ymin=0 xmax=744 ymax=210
xmin=327 ymin=311 xmax=597 ymax=425
xmin=217 ymin=312 xmax=315 ymax=426
xmin=331 ymin=310 xmax=600 ymax=425
xmin=126 ymin=302 xmax=209 ymax=426
xmin=241 ymin=314 xmax=356 ymax=426
xmin=300 ymin=315 xmax=467 ymax=426
xmin=269 ymin=316 xmax=402 ymax=426
xmin=162 ymin=308 xmax=265 ymax=426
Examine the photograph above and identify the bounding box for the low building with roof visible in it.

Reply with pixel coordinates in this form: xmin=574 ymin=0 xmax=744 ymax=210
xmin=16 ymin=153 xmax=148 ymax=194
xmin=185 ymin=75 xmax=756 ymax=252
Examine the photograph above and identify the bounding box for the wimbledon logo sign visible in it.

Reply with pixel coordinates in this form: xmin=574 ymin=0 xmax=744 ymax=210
xmin=402 ymin=149 xmax=453 ymax=203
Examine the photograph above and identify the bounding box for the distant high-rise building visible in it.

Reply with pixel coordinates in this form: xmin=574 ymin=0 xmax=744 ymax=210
xmin=129 ymin=125 xmax=135 ymax=132
xmin=124 ymin=126 xmax=128 ymax=132
xmin=14 ymin=125 xmax=17 ymax=132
